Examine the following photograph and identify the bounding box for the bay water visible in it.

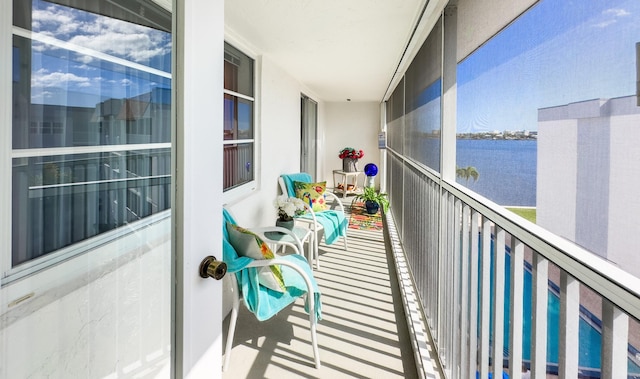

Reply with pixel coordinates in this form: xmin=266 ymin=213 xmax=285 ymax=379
xmin=455 ymin=139 xmax=537 ymax=207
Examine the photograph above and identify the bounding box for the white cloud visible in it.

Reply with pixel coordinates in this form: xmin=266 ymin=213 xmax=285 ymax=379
xmin=33 ymin=5 xmax=171 ymax=64
xmin=593 ymin=8 xmax=631 ymax=28
xmin=120 ymin=79 xmax=133 ymax=87
xmin=31 ymin=68 xmax=91 ymax=88
xmin=593 ymin=20 xmax=617 ymax=28
xmin=603 ymin=8 xmax=631 ymax=17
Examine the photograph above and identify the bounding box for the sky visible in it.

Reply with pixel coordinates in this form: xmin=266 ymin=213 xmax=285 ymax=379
xmin=18 ymin=0 xmax=172 ymax=108
xmin=17 ymin=0 xmax=640 ymax=123
xmin=456 ymin=0 xmax=640 ymax=133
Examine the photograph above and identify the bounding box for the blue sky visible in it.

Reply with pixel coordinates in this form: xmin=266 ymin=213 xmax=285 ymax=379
xmin=457 ymin=0 xmax=640 ymax=133
xmin=19 ymin=0 xmax=172 ymax=108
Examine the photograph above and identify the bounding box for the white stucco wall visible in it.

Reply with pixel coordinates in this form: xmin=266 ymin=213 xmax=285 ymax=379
xmin=537 ymin=96 xmax=640 ymax=278
xmin=608 ymin=114 xmax=640 ymax=274
xmin=323 ymin=102 xmax=381 ymax=189
xmin=537 ymin=117 xmax=578 ymax=242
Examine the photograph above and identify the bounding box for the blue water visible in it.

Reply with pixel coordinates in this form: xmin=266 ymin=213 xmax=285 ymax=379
xmin=456 ymin=139 xmax=537 ymax=207
xmin=486 ymin=243 xmax=640 ymax=377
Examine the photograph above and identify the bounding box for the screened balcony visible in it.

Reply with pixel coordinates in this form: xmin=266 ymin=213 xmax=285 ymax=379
xmin=222 ymin=0 xmax=640 ymax=378
xmin=223 ymin=171 xmax=640 ymax=379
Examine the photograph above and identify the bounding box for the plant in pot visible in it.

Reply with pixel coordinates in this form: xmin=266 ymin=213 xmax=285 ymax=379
xmin=353 ymin=187 xmax=389 ymax=215
xmin=338 ymin=147 xmax=364 ymax=172
xmin=273 ymin=195 xmax=306 ymax=229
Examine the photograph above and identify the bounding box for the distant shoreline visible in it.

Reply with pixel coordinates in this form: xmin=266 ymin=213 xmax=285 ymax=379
xmin=457 ymin=131 xmax=537 ymax=141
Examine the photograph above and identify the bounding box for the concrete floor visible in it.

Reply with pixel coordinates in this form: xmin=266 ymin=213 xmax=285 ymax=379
xmin=222 ymin=201 xmax=419 ymax=379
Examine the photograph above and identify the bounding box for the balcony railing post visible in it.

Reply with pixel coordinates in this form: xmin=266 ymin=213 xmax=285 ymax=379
xmin=452 ymin=199 xmax=463 ymax=379
xmin=460 ymin=204 xmax=471 ymax=378
xmin=509 ymin=239 xmax=525 ymax=379
xmin=601 ymin=299 xmax=629 ymax=379
xmin=479 ymin=218 xmax=492 ymax=378
xmin=492 ymin=227 xmax=506 ymax=379
xmin=531 ymin=252 xmax=548 ymax=378
xmin=469 ymin=210 xmax=480 ymax=378
xmin=559 ymin=271 xmax=580 ymax=378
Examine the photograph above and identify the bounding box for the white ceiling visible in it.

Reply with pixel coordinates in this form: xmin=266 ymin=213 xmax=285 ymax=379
xmin=225 ymin=0 xmax=427 ymax=103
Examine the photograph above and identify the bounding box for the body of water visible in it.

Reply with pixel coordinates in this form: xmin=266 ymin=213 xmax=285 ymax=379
xmin=456 ymin=139 xmax=537 ymax=207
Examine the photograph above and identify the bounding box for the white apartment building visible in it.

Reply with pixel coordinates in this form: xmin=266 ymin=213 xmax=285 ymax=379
xmin=538 ymin=95 xmax=640 ymax=278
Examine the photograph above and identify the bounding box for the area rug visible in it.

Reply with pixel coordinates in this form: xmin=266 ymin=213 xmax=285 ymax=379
xmin=348 ymin=202 xmax=383 ymax=231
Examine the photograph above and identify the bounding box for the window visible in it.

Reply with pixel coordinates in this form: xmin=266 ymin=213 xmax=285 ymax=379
xmin=385 ymin=17 xmax=443 ymax=173
xmin=456 ymin=0 xmax=640 ymax=273
xmin=10 ymin=0 xmax=172 ymax=273
xmin=223 ymin=42 xmax=255 ymax=191
xmin=404 ymin=17 xmax=442 ymax=172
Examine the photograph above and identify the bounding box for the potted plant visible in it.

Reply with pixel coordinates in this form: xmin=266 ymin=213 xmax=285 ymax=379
xmin=273 ymin=195 xmax=306 ymax=229
xmin=338 ymin=147 xmax=364 ymax=172
xmin=353 ymin=187 xmax=389 ymax=215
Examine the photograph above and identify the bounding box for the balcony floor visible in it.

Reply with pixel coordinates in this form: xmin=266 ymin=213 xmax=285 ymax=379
xmin=222 ymin=199 xmax=420 ymax=378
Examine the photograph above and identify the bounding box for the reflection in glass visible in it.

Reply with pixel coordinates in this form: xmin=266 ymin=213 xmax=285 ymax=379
xmin=12 ymin=36 xmax=171 ymax=149
xmin=224 ymin=42 xmax=254 ymax=96
xmin=223 ymin=42 xmax=254 ymax=191
xmin=402 ymin=17 xmax=442 ymax=172
xmin=12 ymin=150 xmax=171 ymax=266
xmin=223 ymin=143 xmax=254 ymax=190
xmin=12 ymin=0 xmax=172 ymax=266
xmin=224 ymin=94 xmax=254 ymax=140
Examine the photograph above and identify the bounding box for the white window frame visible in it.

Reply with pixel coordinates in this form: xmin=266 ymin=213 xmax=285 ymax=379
xmin=222 ymin=33 xmax=261 ymax=204
xmin=3 ymin=23 xmax=173 ymax=286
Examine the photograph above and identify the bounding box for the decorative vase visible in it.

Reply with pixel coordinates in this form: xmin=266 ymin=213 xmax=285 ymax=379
xmin=342 ymin=158 xmax=358 ymax=172
xmin=365 ymin=200 xmax=379 ymax=215
xmin=276 ymin=218 xmax=295 ymax=230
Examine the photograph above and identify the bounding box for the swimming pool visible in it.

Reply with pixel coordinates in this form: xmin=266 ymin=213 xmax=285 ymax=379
xmin=484 ymin=243 xmax=640 ymax=378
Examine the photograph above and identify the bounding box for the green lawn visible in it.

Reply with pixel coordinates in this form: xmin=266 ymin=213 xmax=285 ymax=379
xmin=506 ymin=207 xmax=536 ymax=223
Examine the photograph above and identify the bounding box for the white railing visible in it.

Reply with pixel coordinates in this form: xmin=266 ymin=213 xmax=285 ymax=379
xmin=386 ymin=150 xmax=640 ymax=379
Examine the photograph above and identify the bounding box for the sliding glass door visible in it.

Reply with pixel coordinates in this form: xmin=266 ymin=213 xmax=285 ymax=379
xmin=300 ymin=94 xmax=318 ymax=178
xmin=2 ymin=0 xmax=173 ymax=376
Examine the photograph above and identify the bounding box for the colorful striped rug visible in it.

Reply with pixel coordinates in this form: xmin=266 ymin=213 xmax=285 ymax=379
xmin=348 ymin=202 xmax=383 ymax=231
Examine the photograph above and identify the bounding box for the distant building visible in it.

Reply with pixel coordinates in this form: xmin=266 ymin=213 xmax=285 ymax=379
xmin=537 ymin=95 xmax=640 ymax=278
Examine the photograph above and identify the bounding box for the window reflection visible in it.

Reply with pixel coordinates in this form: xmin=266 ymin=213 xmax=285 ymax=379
xmin=223 ymin=42 xmax=254 ymax=191
xmin=12 ymin=150 xmax=171 ymax=265
xmin=11 ymin=0 xmax=172 ymax=267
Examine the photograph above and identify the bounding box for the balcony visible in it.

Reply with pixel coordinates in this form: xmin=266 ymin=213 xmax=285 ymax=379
xmin=222 ymin=196 xmax=429 ymax=378
xmin=223 ymin=156 xmax=640 ymax=379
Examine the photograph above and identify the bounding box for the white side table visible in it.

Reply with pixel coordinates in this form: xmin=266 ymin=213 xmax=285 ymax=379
xmin=332 ymin=170 xmax=363 ymax=198
xmin=264 ymin=226 xmax=315 ymax=268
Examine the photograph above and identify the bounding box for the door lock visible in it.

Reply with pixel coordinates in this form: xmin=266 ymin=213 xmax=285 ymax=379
xmin=199 ymin=256 xmax=227 ymax=280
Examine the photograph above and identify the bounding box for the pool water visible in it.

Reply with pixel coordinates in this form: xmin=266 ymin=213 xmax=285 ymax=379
xmin=483 ymin=242 xmax=640 ymax=377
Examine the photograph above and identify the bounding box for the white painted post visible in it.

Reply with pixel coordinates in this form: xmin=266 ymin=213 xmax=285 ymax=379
xmin=479 ymin=218 xmax=492 ymax=378
xmin=601 ymin=299 xmax=629 ymax=379
xmin=531 ymin=252 xmax=548 ymax=378
xmin=559 ymin=272 xmax=580 ymax=379
xmin=492 ymin=228 xmax=506 ymax=379
xmin=460 ymin=204 xmax=471 ymax=378
xmin=509 ymin=240 xmax=524 ymax=379
xmin=469 ymin=210 xmax=480 ymax=379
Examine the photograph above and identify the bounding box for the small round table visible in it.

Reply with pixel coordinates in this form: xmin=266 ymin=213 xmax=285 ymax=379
xmin=264 ymin=226 xmax=315 ymax=268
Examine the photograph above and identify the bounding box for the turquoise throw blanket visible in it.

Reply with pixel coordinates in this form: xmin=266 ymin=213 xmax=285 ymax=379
xmin=298 ymin=210 xmax=346 ymax=245
xmin=280 ymin=173 xmax=347 ymax=245
xmin=223 ymin=209 xmax=322 ymax=321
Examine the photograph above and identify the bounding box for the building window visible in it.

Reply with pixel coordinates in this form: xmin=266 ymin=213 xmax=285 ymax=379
xmin=223 ymin=42 xmax=255 ymax=191
xmin=10 ymin=0 xmax=172 ymax=272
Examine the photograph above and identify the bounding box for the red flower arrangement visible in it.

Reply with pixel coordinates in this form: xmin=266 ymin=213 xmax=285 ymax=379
xmin=338 ymin=147 xmax=364 ymax=160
